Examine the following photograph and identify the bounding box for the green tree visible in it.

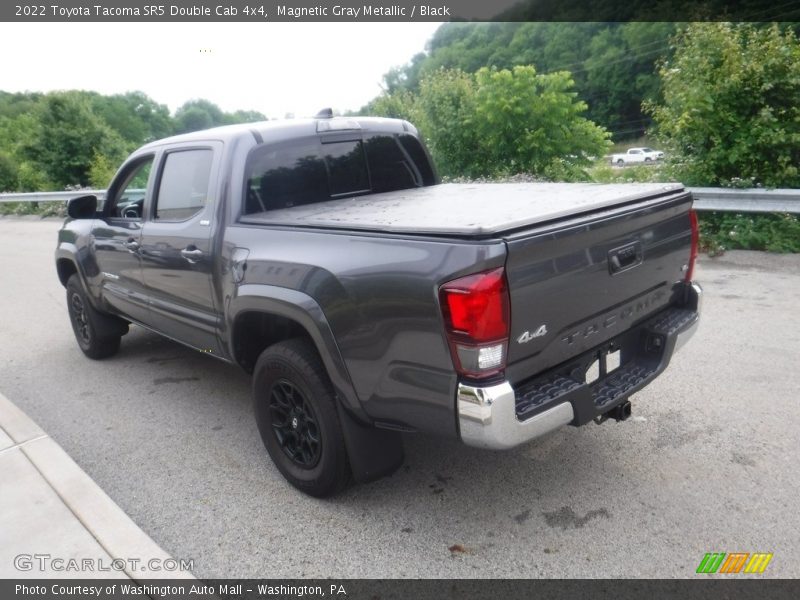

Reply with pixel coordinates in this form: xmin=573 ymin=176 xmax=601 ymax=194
xmin=174 ymin=106 xmax=214 ymax=133
xmin=404 ymin=66 xmax=609 ymax=179
xmin=0 ymin=111 xmax=46 ymax=190
xmin=23 ymin=92 xmax=128 ymax=188
xmin=0 ymin=152 xmax=18 ymax=192
xmin=414 ymin=69 xmax=481 ymax=177
xmin=174 ymin=99 xmax=227 ymax=133
xmin=0 ymin=90 xmax=269 ymax=192
xmin=0 ymin=91 xmax=43 ymax=119
xmin=174 ymin=100 xmax=219 ymax=132
xmin=472 ymin=66 xmax=611 ymax=179
xmin=375 ymin=22 xmax=676 ymax=141
xmin=88 ymin=153 xmax=119 ymax=189
xmin=647 ymin=23 xmax=800 ymax=187
xmin=173 ymin=100 xmax=266 ymax=133
xmin=362 ymin=89 xmax=417 ymax=121
xmin=225 ymin=109 xmax=268 ymax=124
xmin=90 ymin=91 xmax=173 ymax=144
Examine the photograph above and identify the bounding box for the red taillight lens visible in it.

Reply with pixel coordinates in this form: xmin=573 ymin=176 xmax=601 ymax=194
xmin=686 ymin=209 xmax=699 ymax=282
xmin=442 ymin=268 xmax=509 ymax=341
xmin=439 ymin=267 xmax=510 ymax=379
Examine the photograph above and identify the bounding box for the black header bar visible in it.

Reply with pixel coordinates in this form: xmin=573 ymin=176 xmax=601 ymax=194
xmin=2 ymin=0 xmax=799 ymax=22
xmin=2 ymin=579 xmax=800 ymax=600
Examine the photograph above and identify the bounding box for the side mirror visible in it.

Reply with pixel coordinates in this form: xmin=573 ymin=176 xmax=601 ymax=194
xmin=67 ymin=195 xmax=98 ymax=219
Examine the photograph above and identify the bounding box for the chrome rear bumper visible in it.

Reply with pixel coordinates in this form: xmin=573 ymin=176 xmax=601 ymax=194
xmin=457 ymin=283 xmax=702 ymax=450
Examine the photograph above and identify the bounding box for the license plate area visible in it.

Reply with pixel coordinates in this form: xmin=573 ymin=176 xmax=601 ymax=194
xmin=585 ymin=347 xmax=622 ymax=384
xmin=515 ymin=305 xmax=695 ymax=424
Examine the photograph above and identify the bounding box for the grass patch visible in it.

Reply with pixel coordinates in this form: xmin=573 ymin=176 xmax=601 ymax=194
xmin=588 ymin=161 xmax=672 ymax=184
xmin=0 ymin=201 xmax=66 ymax=218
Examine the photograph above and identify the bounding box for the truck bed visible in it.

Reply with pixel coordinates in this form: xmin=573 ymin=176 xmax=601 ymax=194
xmin=239 ymin=182 xmax=685 ymax=236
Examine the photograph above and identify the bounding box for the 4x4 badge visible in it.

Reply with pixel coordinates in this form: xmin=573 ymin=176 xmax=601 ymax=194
xmin=517 ymin=325 xmax=548 ymax=344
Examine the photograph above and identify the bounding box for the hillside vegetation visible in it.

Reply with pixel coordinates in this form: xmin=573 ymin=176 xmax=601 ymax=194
xmin=2 ymin=22 xmax=798 ymax=251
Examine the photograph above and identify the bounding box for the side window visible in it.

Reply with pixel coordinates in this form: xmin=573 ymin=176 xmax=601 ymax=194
xmin=154 ymin=149 xmax=213 ymax=222
xmin=108 ymin=157 xmax=153 ymax=219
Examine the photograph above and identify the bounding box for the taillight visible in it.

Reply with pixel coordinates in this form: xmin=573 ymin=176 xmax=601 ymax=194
xmin=686 ymin=209 xmax=699 ymax=282
xmin=439 ymin=267 xmax=510 ymax=379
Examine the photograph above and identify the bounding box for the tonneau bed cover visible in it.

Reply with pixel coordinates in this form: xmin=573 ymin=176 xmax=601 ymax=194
xmin=239 ymin=182 xmax=686 ymax=236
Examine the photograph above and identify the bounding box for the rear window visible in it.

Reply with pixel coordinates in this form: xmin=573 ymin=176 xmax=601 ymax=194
xmin=325 ymin=140 xmax=370 ymax=197
xmin=243 ymin=133 xmax=436 ymax=214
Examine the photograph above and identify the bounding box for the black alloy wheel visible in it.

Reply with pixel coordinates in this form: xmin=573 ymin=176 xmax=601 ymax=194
xmin=69 ymin=291 xmax=92 ymax=346
xmin=269 ymin=379 xmax=322 ymax=468
xmin=253 ymin=338 xmax=351 ymax=497
xmin=65 ymin=274 xmax=125 ymax=359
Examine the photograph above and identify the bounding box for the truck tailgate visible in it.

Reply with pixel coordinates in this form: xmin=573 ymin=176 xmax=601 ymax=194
xmin=503 ymin=188 xmax=694 ymax=384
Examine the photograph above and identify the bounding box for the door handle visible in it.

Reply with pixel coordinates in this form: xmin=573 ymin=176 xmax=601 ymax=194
xmin=608 ymin=241 xmax=643 ymax=275
xmin=123 ymin=238 xmax=140 ymax=252
xmin=181 ymin=247 xmax=204 ymax=264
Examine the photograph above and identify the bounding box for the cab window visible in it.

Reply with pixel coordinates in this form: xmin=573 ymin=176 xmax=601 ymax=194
xmin=107 ymin=156 xmax=153 ymax=220
xmin=154 ymin=149 xmax=213 ymax=222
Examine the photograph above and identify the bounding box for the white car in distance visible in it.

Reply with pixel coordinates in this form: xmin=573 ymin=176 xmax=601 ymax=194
xmin=611 ymin=147 xmax=664 ymax=165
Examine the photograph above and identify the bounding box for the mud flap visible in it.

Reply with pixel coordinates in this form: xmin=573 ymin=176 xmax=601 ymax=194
xmin=336 ymin=404 xmax=404 ymax=484
xmin=93 ymin=311 xmax=129 ymax=338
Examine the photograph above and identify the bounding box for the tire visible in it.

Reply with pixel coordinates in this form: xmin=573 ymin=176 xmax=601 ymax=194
xmin=645 ymin=157 xmax=652 ymax=162
xmin=616 ymin=159 xmax=624 ymax=166
xmin=253 ymin=338 xmax=351 ymax=497
xmin=66 ymin=274 xmax=125 ymax=359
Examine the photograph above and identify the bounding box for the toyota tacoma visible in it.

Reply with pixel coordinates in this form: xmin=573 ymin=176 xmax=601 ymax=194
xmin=56 ymin=115 xmax=701 ymax=496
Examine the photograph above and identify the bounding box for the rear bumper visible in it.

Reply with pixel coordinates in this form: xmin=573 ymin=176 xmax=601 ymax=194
xmin=458 ymin=282 xmax=702 ymax=450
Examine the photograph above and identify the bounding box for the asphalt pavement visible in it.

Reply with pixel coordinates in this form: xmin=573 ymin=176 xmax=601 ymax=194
xmin=0 ymin=217 xmax=798 ymax=578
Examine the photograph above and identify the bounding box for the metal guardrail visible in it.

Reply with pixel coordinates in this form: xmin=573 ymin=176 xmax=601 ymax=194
xmin=687 ymin=188 xmax=800 ymax=214
xmin=0 ymin=190 xmax=107 ymax=203
xmin=1 ymin=187 xmax=799 ymax=214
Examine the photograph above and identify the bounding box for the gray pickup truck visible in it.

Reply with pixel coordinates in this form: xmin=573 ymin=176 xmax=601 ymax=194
xmin=56 ymin=115 xmax=701 ymax=496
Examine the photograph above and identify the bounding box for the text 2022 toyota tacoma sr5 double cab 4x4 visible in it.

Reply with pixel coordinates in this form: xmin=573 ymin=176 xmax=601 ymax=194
xmin=56 ymin=115 xmax=701 ymax=496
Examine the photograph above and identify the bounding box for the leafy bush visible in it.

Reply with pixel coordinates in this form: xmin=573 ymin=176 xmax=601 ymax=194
xmin=88 ymin=153 xmax=119 ymax=189
xmin=0 ymin=152 xmax=18 ymax=192
xmin=0 ymin=90 xmax=265 ymax=193
xmin=472 ymin=66 xmax=611 ymax=180
xmin=698 ymin=212 xmax=800 ymax=255
xmin=647 ymin=23 xmax=800 ymax=188
xmin=370 ymin=65 xmax=610 ymax=179
xmin=21 ymin=92 xmax=128 ymax=188
xmin=414 ymin=69 xmax=481 ymax=178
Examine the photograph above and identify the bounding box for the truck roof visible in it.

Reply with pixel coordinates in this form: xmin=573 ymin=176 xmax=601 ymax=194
xmin=138 ymin=116 xmax=416 ymax=150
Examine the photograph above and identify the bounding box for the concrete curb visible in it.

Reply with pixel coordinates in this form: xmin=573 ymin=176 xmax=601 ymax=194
xmin=0 ymin=392 xmax=195 ymax=580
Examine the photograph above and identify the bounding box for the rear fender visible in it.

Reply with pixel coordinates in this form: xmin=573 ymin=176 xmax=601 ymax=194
xmin=227 ymin=284 xmax=362 ymax=420
xmin=228 ymin=286 xmax=405 ymax=481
